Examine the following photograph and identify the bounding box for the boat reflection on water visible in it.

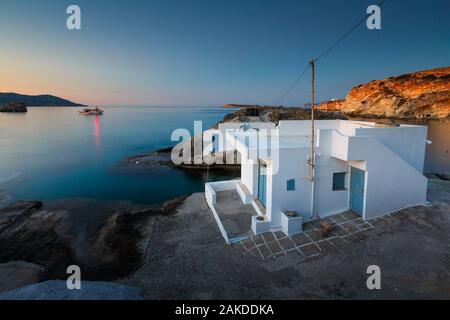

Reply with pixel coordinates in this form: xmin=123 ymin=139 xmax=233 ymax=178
xmin=94 ymin=115 xmax=101 ymax=147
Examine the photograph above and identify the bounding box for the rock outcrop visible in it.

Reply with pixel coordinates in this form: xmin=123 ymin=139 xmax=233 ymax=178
xmin=316 ymin=99 xmax=345 ymax=112
xmin=0 ymin=102 xmax=27 ymax=113
xmin=218 ymin=106 xmax=346 ymax=125
xmin=0 ymin=261 xmax=44 ymax=294
xmin=317 ymin=67 xmax=450 ymax=119
xmin=0 ymin=197 xmax=186 ymax=282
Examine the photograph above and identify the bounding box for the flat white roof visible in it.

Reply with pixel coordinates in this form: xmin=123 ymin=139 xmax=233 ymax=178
xmin=228 ymin=120 xmax=427 ymax=151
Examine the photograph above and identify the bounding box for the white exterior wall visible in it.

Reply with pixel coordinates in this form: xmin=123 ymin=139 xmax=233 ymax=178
xmin=355 ymin=125 xmax=427 ymax=172
xmin=277 ymin=120 xmax=340 ymax=136
xmin=352 ymin=137 xmax=427 ymax=219
xmin=267 ymin=148 xmax=312 ymax=228
xmin=218 ymin=122 xmax=275 ymax=152
xmin=315 ymin=130 xmax=351 ymax=218
xmin=342 ymin=134 xmax=428 ymax=219
xmin=241 ymin=159 xmax=258 ymax=197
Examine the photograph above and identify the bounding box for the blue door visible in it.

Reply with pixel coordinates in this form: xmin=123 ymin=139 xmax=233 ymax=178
xmin=350 ymin=167 xmax=365 ymax=216
xmin=258 ymin=161 xmax=267 ymax=207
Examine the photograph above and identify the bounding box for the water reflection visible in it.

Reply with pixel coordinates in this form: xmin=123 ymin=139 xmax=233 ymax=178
xmin=94 ymin=115 xmax=101 ymax=147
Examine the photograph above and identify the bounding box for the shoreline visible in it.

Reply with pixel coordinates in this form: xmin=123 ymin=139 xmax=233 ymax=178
xmin=0 ymin=195 xmax=189 ymax=291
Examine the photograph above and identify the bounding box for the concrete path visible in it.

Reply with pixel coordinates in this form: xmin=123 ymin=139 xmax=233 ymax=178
xmin=239 ymin=211 xmax=375 ymax=260
xmin=214 ymin=190 xmax=257 ymax=240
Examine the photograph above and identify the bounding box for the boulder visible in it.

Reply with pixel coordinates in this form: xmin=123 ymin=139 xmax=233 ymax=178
xmin=0 ymin=200 xmax=43 ymax=226
xmin=0 ymin=261 xmax=44 ymax=293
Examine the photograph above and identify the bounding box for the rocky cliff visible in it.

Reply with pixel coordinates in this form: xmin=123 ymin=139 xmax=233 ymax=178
xmin=317 ymin=67 xmax=450 ymax=119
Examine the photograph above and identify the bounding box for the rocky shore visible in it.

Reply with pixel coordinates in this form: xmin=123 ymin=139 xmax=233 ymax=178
xmin=0 ymin=102 xmax=27 ymax=113
xmin=0 ymin=196 xmax=187 ymax=291
xmin=119 ymin=146 xmax=241 ymax=172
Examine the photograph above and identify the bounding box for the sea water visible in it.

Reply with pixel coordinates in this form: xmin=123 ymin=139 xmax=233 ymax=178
xmin=0 ymin=106 xmax=238 ymax=204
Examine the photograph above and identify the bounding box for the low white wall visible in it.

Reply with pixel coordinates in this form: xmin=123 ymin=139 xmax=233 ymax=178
xmin=206 ymin=179 xmax=252 ymax=205
xmin=205 ymin=183 xmax=216 ymax=206
xmin=241 ymin=159 xmax=258 ymax=197
xmin=207 ymin=180 xmax=237 ymax=192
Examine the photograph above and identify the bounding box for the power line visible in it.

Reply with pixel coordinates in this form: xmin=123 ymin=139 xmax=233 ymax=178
xmin=274 ymin=64 xmax=310 ymax=106
xmin=274 ymin=0 xmax=388 ymax=105
xmin=315 ymin=0 xmax=388 ymax=62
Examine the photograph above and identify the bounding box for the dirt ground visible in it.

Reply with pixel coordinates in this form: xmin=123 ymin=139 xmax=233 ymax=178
xmin=126 ymin=181 xmax=450 ymax=299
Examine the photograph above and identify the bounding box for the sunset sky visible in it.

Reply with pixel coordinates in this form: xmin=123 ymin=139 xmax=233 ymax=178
xmin=0 ymin=0 xmax=449 ymax=106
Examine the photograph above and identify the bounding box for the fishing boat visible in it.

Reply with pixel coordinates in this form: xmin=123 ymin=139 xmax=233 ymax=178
xmin=78 ymin=107 xmax=104 ymax=115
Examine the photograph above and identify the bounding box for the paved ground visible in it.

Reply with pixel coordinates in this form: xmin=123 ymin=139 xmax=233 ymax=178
xmin=127 ymin=181 xmax=450 ymax=299
xmin=214 ymin=190 xmax=257 ymax=239
xmin=239 ymin=211 xmax=374 ymax=260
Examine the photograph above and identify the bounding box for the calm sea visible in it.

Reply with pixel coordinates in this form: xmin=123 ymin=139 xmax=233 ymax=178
xmin=0 ymin=106 xmax=238 ymax=205
xmin=0 ymin=108 xmax=448 ymax=205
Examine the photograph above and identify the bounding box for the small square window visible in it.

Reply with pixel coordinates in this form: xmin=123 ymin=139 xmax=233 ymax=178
xmin=287 ymin=179 xmax=295 ymax=191
xmin=333 ymin=173 xmax=347 ymax=191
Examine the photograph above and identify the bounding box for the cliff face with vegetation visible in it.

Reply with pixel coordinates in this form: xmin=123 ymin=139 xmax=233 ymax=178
xmin=317 ymin=67 xmax=450 ymax=119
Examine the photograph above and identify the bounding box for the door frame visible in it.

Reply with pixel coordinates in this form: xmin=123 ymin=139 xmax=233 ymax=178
xmin=258 ymin=160 xmax=267 ymax=208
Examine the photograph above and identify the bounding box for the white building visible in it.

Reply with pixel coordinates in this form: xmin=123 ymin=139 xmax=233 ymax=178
xmin=203 ymin=122 xmax=276 ymax=157
xmin=205 ymin=120 xmax=429 ymax=242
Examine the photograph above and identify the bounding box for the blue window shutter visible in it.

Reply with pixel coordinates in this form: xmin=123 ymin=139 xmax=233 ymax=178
xmin=287 ymin=179 xmax=295 ymax=191
xmin=333 ymin=173 xmax=346 ymax=191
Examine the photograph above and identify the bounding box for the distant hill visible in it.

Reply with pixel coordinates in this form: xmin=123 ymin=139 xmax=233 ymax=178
xmin=0 ymin=92 xmax=86 ymax=107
